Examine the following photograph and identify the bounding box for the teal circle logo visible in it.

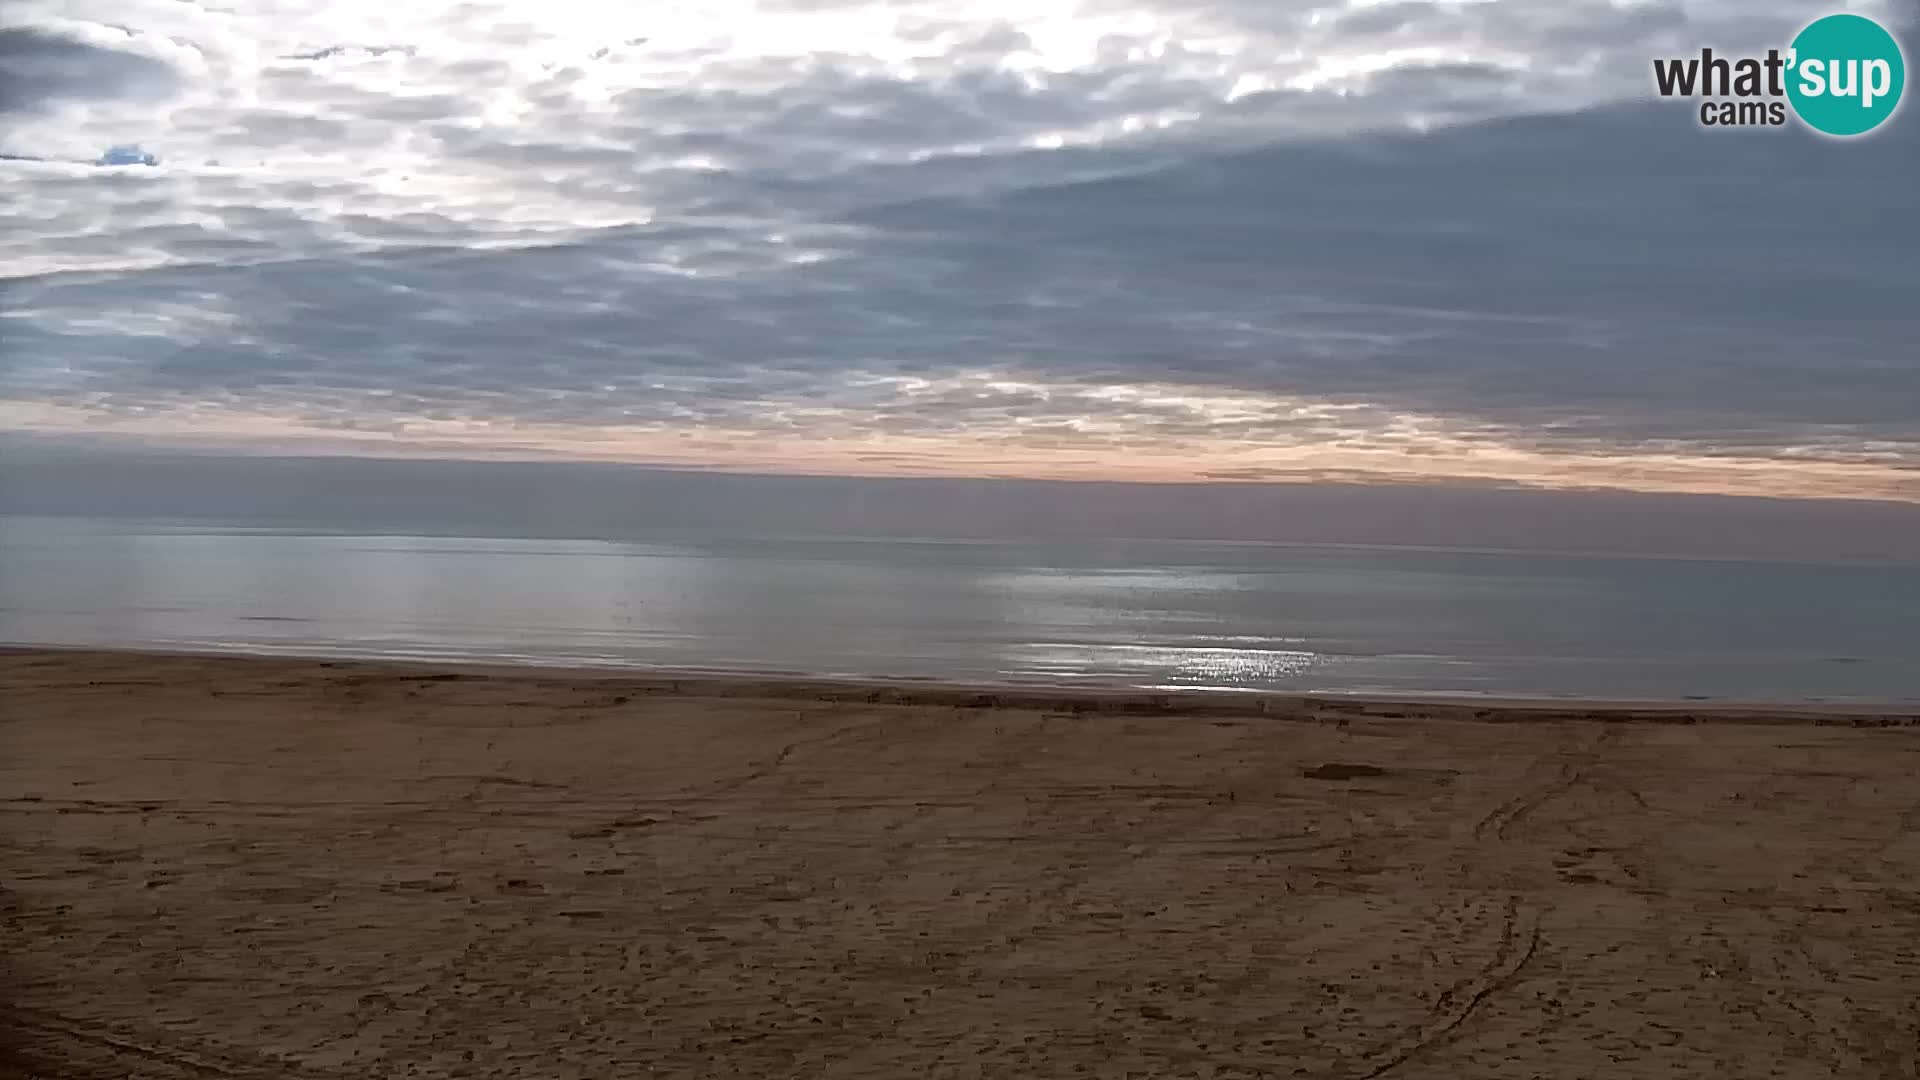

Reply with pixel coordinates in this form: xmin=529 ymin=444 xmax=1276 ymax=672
xmin=1786 ymin=14 xmax=1906 ymax=136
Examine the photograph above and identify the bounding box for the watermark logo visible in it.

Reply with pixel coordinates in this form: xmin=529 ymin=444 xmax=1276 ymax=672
xmin=1653 ymin=13 xmax=1906 ymax=136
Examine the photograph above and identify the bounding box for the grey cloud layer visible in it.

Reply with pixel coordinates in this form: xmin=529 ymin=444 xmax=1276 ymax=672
xmin=1 ymin=0 xmax=1914 ymax=474
xmin=0 ymin=26 xmax=181 ymax=116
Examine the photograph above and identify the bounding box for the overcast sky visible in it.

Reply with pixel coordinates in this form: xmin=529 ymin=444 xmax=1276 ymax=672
xmin=1 ymin=0 xmax=1915 ymax=505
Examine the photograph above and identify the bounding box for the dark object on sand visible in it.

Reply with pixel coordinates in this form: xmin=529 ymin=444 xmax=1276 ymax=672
xmin=1302 ymin=762 xmax=1388 ymax=781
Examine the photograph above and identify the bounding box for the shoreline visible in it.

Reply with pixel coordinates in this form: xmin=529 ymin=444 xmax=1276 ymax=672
xmin=4 ymin=643 xmax=1918 ymax=725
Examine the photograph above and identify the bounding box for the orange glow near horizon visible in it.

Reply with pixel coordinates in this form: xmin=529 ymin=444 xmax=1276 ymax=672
xmin=5 ymin=398 xmax=1917 ymax=504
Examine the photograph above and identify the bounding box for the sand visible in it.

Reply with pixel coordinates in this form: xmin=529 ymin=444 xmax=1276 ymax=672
xmin=3 ymin=648 xmax=1919 ymax=1079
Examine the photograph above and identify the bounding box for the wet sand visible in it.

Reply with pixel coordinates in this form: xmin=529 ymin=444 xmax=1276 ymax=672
xmin=4 ymin=648 xmax=1919 ymax=1078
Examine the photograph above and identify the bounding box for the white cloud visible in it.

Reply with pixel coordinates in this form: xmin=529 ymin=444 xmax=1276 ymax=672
xmin=0 ymin=0 xmax=1913 ymax=499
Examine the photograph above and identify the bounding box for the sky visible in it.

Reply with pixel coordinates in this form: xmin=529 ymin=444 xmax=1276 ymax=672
xmin=1 ymin=0 xmax=1917 ymax=506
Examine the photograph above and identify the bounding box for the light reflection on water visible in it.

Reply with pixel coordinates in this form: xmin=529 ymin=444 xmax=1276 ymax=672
xmin=2 ymin=515 xmax=1918 ymax=702
xmin=1002 ymin=642 xmax=1329 ymax=685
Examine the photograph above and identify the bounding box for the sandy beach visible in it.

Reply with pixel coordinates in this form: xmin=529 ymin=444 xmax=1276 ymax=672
xmin=4 ymin=648 xmax=1918 ymax=1078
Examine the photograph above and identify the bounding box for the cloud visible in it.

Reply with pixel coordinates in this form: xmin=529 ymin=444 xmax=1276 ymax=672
xmin=848 ymin=104 xmax=1920 ymax=448
xmin=0 ymin=0 xmax=1914 ymax=501
xmin=0 ymin=25 xmax=183 ymax=118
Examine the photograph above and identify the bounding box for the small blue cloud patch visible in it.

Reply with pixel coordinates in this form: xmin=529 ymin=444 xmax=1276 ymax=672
xmin=97 ymin=144 xmax=158 ymax=166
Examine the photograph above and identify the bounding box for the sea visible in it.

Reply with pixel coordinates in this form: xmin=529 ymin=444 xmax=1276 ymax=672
xmin=2 ymin=514 xmax=1916 ymax=704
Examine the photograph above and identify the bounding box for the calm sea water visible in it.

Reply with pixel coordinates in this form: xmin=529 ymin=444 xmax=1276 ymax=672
xmin=2 ymin=514 xmax=1916 ymax=703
